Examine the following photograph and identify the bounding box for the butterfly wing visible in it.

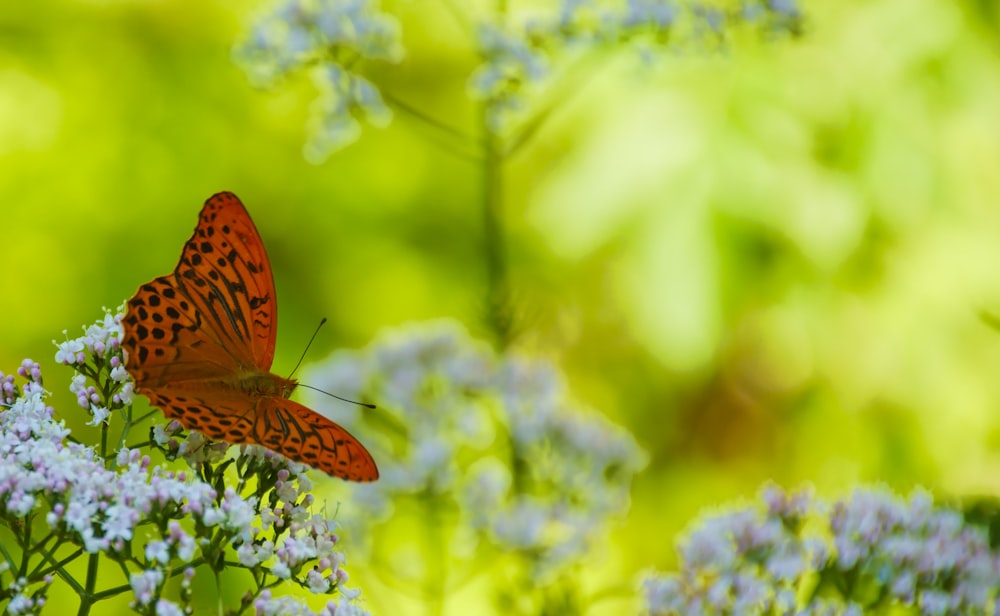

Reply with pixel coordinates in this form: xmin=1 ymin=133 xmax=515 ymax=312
xmin=253 ymin=398 xmax=379 ymax=481
xmin=147 ymin=388 xmax=379 ymax=481
xmin=176 ymin=191 xmax=278 ymax=371
xmin=145 ymin=388 xmax=256 ymax=443
xmin=122 ymin=192 xmax=278 ymax=388
xmin=122 ymin=274 xmax=238 ymax=387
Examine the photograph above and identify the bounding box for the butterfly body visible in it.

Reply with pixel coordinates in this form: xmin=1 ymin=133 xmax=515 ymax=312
xmin=121 ymin=192 xmax=378 ymax=481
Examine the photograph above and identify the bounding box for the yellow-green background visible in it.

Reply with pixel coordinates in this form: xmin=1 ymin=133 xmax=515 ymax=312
xmin=3 ymin=0 xmax=1000 ymax=613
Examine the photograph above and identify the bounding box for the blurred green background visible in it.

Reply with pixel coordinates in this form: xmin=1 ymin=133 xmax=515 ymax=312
xmin=4 ymin=0 xmax=1000 ymax=613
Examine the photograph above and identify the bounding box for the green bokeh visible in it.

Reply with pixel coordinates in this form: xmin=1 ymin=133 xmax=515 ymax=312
xmin=3 ymin=0 xmax=1000 ymax=613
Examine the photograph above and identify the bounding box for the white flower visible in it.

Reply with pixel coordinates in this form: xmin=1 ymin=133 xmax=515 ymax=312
xmin=177 ymin=535 xmax=196 ymax=561
xmin=643 ymin=574 xmax=683 ymax=615
xmin=155 ymin=599 xmax=184 ymax=616
xmin=145 ymin=540 xmax=170 ymax=564
xmin=324 ymin=595 xmax=370 ymax=616
xmin=307 ymin=568 xmax=331 ymax=593
xmin=103 ymin=504 xmax=138 ymax=542
xmin=54 ymin=338 xmax=84 ymax=365
xmin=221 ymin=489 xmax=257 ymax=535
xmin=304 ymin=320 xmax=645 ymax=577
xmin=150 ymin=423 xmax=175 ymax=446
xmin=254 ymin=589 xmax=353 ymax=616
xmin=766 ymin=547 xmax=806 ymax=581
xmin=87 ymin=405 xmax=110 ymax=426
xmin=5 ymin=490 xmax=35 ymax=517
xmin=233 ymin=0 xmax=403 ymax=159
xmin=259 ymin=506 xmax=281 ymax=530
xmin=118 ymin=380 xmax=134 ymax=404
xmin=918 ymin=589 xmax=955 ymax=614
xmin=130 ymin=569 xmax=164 ymax=606
xmin=69 ymin=374 xmax=87 ymax=397
xmin=6 ymin=593 xmax=35 ymax=615
xmin=110 ymin=365 xmax=129 ymax=382
xmin=462 ymin=458 xmax=510 ymax=525
xmin=236 ymin=542 xmax=260 ymax=567
xmin=492 ymin=498 xmax=548 ymax=549
xmin=276 ymin=478 xmax=299 ymax=503
xmin=271 ymin=561 xmax=292 ymax=579
xmin=279 ymin=536 xmax=317 ymax=567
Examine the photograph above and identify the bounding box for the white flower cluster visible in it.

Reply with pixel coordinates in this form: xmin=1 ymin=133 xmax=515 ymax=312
xmin=828 ymin=487 xmax=998 ymax=612
xmin=229 ymin=0 xmax=802 ymax=157
xmin=468 ymin=22 xmax=550 ymax=133
xmin=306 ymin=320 xmax=646 ymax=576
xmin=468 ymin=0 xmax=803 ymax=132
xmin=254 ymin=589 xmax=369 ymax=616
xmin=233 ymin=0 xmax=404 ymax=160
xmin=54 ymin=307 xmax=133 ymax=426
xmin=54 ymin=309 xmax=124 ymax=369
xmin=0 ymin=368 xmax=366 ymax=613
xmin=0 ymin=311 xmax=372 ymax=614
xmin=643 ymin=484 xmax=1000 ymax=615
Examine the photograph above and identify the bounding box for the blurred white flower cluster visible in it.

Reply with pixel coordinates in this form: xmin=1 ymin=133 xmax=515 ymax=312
xmin=233 ymin=0 xmax=403 ymax=161
xmin=468 ymin=0 xmax=803 ymax=132
xmin=231 ymin=0 xmax=802 ymax=157
xmin=0 ymin=311 xmax=372 ymax=614
xmin=305 ymin=320 xmax=647 ymax=579
xmin=643 ymin=484 xmax=1000 ymax=615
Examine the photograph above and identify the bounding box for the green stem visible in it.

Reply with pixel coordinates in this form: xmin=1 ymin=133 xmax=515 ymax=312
xmin=115 ymin=404 xmax=135 ymax=455
xmin=215 ymin=566 xmax=224 ymax=616
xmin=18 ymin=513 xmax=32 ymax=578
xmin=482 ymin=120 xmax=510 ymax=347
xmin=440 ymin=0 xmax=473 ymax=34
xmin=26 ymin=530 xmax=58 ymax=577
xmin=77 ymin=552 xmax=99 ymax=616
xmin=479 ymin=0 xmax=512 ymax=347
xmin=423 ymin=492 xmax=447 ymax=616
xmin=506 ymin=49 xmax=608 ymax=159
xmin=0 ymin=529 xmax=18 ymax=572
xmin=91 ymin=581 xmax=139 ymax=601
xmin=132 ymin=409 xmax=159 ymax=425
xmin=100 ymin=421 xmax=109 ymax=464
xmin=34 ymin=542 xmax=85 ymax=594
xmin=381 ymin=89 xmax=480 ymax=151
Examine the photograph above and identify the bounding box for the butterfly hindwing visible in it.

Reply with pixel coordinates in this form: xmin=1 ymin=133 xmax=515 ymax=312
xmin=146 ymin=389 xmax=257 ymax=444
xmin=254 ymin=398 xmax=379 ymax=481
xmin=149 ymin=387 xmax=379 ymax=481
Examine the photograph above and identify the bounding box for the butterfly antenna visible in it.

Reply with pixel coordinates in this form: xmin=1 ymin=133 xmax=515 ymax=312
xmin=298 ymin=384 xmax=376 ymax=409
xmin=288 ymin=317 xmax=327 ymax=380
xmin=290 ymin=318 xmax=377 ymax=410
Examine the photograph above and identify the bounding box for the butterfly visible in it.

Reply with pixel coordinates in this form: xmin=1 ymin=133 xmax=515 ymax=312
xmin=120 ymin=192 xmax=378 ymax=481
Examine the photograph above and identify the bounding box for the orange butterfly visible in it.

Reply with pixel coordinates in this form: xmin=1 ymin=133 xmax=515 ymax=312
xmin=121 ymin=192 xmax=378 ymax=481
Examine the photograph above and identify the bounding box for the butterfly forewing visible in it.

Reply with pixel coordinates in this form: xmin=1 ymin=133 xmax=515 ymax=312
xmin=121 ymin=192 xmax=379 ymax=482
xmin=122 ymin=192 xmax=275 ymax=385
xmin=173 ymin=192 xmax=278 ymax=371
xmin=122 ymin=275 xmax=240 ymax=387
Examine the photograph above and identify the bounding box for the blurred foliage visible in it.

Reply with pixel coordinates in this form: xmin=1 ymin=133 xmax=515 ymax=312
xmin=3 ymin=0 xmax=1000 ymax=613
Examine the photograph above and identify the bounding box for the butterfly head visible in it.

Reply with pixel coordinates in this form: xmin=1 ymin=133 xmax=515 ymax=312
xmin=278 ymin=377 xmax=299 ymax=400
